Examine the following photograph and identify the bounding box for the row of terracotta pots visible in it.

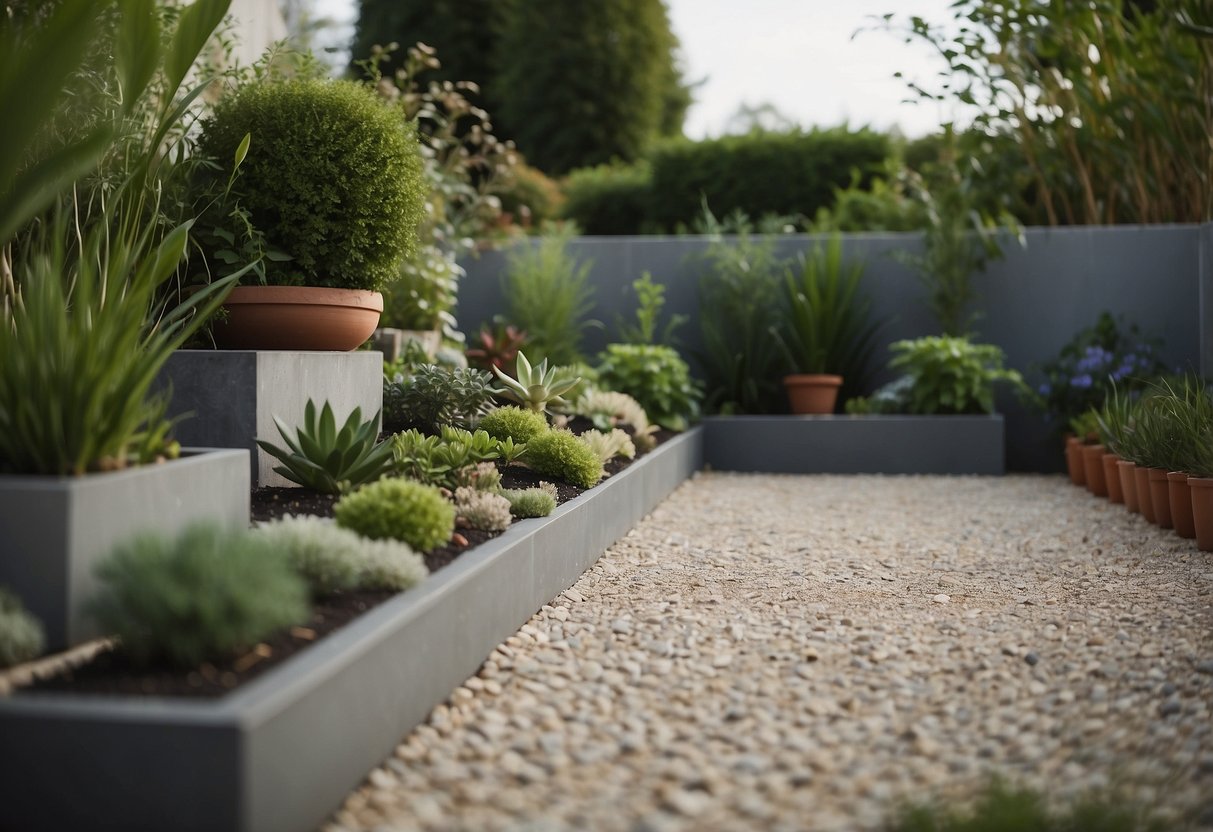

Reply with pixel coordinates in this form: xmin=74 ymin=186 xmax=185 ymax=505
xmin=1065 ymin=436 xmax=1213 ymax=550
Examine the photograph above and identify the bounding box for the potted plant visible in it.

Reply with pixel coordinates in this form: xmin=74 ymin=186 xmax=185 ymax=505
xmin=195 ymin=77 xmax=427 ymax=350
xmin=774 ymin=233 xmax=882 ymax=414
xmin=1097 ymin=385 xmax=1140 ymax=512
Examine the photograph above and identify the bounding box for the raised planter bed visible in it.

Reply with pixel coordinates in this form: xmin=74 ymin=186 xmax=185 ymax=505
xmin=0 ymin=429 xmax=703 ymax=832
xmin=154 ymin=350 xmax=382 ymax=488
xmin=703 ymin=415 xmax=1005 ymax=475
xmin=0 ymin=449 xmax=250 ymax=649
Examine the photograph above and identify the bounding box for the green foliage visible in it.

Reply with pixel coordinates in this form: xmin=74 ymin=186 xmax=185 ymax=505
xmin=335 ymin=478 xmax=456 ymax=552
xmin=383 ymin=365 xmax=496 ymax=434
xmin=646 ymin=128 xmax=891 ymax=231
xmin=453 ymin=461 xmax=503 ymax=492
xmin=492 ymin=351 xmax=581 ymax=414
xmin=479 ymin=406 xmax=551 ymax=445
xmin=494 ymin=0 xmax=688 ymax=174
xmin=253 ymin=515 xmax=428 ymax=596
xmin=574 ymin=390 xmax=657 ymax=451
xmin=1070 ymin=409 xmax=1103 ymax=442
xmin=390 ymin=427 xmax=509 ymax=489
xmin=887 ymin=337 xmax=1024 ymax=415
xmin=579 ymin=429 xmax=636 ymax=464
xmin=775 ymin=233 xmax=882 ymax=403
xmin=0 ymin=588 xmax=45 ymax=668
xmin=503 ymin=483 xmax=558 ymax=519
xmin=526 ymin=429 xmax=605 ymax=488
xmin=596 ymin=344 xmax=701 ymax=431
xmin=493 ymin=162 xmax=563 ymax=228
xmin=453 ymin=487 xmax=513 ymax=532
xmin=890 ymin=779 xmax=1169 ymax=832
xmin=560 ymin=162 xmax=653 ymax=235
xmin=694 ymin=213 xmax=788 ymax=414
xmin=1116 ymin=376 xmax=1213 ymax=473
xmin=197 ymin=78 xmax=426 ymax=291
xmin=1032 ymin=313 xmax=1169 ymax=433
xmin=256 ymin=400 xmax=393 ymax=494
xmin=90 ymin=524 xmax=309 ymax=668
xmin=811 ymin=174 xmax=926 ymax=233
xmin=1095 ymin=385 xmax=1136 ymax=453
xmin=501 ymin=230 xmax=598 ymax=365
xmin=617 ymin=272 xmax=686 ymax=346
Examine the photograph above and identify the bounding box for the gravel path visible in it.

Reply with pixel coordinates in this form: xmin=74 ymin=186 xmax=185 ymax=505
xmin=325 ymin=473 xmax=1213 ymax=831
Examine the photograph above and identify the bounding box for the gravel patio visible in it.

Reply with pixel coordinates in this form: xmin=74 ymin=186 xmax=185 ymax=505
xmin=325 ymin=472 xmax=1213 ymax=831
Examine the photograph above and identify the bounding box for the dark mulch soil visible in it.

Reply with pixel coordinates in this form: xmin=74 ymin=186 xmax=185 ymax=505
xmin=25 ymin=425 xmax=678 ymax=700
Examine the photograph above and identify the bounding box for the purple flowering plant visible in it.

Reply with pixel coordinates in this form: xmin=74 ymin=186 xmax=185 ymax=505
xmin=1032 ymin=313 xmax=1168 ymax=432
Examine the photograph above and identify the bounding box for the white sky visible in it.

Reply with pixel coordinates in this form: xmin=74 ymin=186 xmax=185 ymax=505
xmin=312 ymin=0 xmax=958 ymax=139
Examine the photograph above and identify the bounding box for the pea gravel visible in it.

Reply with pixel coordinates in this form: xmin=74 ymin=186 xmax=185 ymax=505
xmin=325 ymin=472 xmax=1213 ymax=831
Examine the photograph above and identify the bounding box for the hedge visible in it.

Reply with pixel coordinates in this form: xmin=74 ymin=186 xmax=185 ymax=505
xmin=560 ymin=162 xmax=652 ymax=235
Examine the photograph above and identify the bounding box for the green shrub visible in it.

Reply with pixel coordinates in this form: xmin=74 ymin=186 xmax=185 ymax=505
xmin=89 ymin=525 xmax=309 ymax=668
xmin=501 ymin=229 xmax=598 ymax=365
xmin=479 ymin=406 xmax=550 ymax=444
xmin=888 ymin=336 xmax=1024 ymax=415
xmin=255 ymin=515 xmax=427 ymax=595
xmin=526 ymin=429 xmax=604 ymax=488
xmin=335 ymin=478 xmax=455 ymax=552
xmin=383 ymin=365 xmax=496 ymax=435
xmin=560 ymin=162 xmax=652 ymax=235
xmin=596 ymin=343 xmax=701 ymax=431
xmin=493 ymin=162 xmax=563 ymax=228
xmin=197 ymin=78 xmax=426 ymax=291
xmin=0 ymin=588 xmax=44 ymax=668
xmin=503 ymin=483 xmax=558 ymax=518
xmin=256 ymin=400 xmax=393 ymax=494
xmin=647 ymin=128 xmax=891 ymax=231
xmin=811 ymin=175 xmax=926 ymax=233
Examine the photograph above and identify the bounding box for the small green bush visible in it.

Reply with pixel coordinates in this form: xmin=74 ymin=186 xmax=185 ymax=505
xmin=197 ymin=78 xmax=426 ymax=291
xmin=596 ymin=343 xmax=701 ymax=431
xmin=888 ymin=336 xmax=1024 ymax=415
xmin=493 ymin=162 xmax=563 ymax=227
xmin=478 ymin=405 xmax=550 ymax=445
xmin=383 ymin=365 xmax=496 ymax=435
xmin=526 ymin=429 xmax=604 ymax=488
xmin=503 ymin=483 xmax=558 ymax=518
xmin=89 ymin=525 xmax=309 ymax=668
xmin=254 ymin=516 xmax=362 ymax=596
xmin=560 ymin=161 xmax=652 ymax=235
xmin=0 ymin=588 xmax=44 ymax=668
xmin=335 ymin=478 xmax=455 ymax=552
xmin=357 ymin=543 xmax=429 ymax=592
xmin=647 ymin=128 xmax=891 ymax=231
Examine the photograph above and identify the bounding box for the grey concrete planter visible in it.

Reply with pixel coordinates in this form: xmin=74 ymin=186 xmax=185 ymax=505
xmin=703 ymin=415 xmax=1004 ymax=475
xmin=154 ymin=350 xmax=383 ymax=488
xmin=0 ymin=429 xmax=703 ymax=832
xmin=0 ymin=449 xmax=250 ymax=649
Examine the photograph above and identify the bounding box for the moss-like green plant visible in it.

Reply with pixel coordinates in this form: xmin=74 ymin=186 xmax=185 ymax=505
xmin=525 ymin=429 xmax=604 ymax=488
xmin=503 ymin=483 xmax=558 ymax=519
xmin=0 ymin=588 xmax=45 ymax=668
xmin=358 ymin=544 xmax=429 ymax=592
xmin=253 ymin=516 xmax=362 ymax=596
xmin=579 ymin=429 xmax=636 ymax=464
xmin=335 ymin=478 xmax=455 ymax=552
xmin=478 ymin=405 xmax=550 ymax=445
xmin=257 ymin=399 xmax=393 ymax=494
xmin=197 ymin=78 xmax=426 ymax=291
xmin=453 ymin=487 xmax=513 ymax=532
xmin=89 ymin=525 xmax=309 ymax=668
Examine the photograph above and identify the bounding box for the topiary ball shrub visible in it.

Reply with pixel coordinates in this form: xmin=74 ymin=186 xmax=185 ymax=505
xmin=526 ymin=429 xmax=604 ymax=488
xmin=478 ymin=405 xmax=550 ymax=445
xmin=198 ymin=78 xmax=426 ymax=291
xmin=0 ymin=587 xmax=45 ymax=668
xmin=335 ymin=478 xmax=455 ymax=552
xmin=89 ymin=524 xmax=310 ymax=668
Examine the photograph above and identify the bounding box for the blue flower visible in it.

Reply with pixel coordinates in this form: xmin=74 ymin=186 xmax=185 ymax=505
xmin=1038 ymin=382 xmax=1051 ymax=396
xmin=1071 ymin=374 xmax=1093 ymax=389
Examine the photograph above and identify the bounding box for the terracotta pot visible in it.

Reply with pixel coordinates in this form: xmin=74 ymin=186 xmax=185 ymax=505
xmin=783 ymin=374 xmax=842 ymax=415
xmin=1117 ymin=459 xmax=1139 ymax=513
xmin=1188 ymin=477 xmax=1213 ymax=551
xmin=213 ymin=286 xmax=384 ymax=351
xmin=1167 ymin=472 xmax=1196 ymax=539
xmin=1147 ymin=468 xmax=1172 ymax=529
xmin=1101 ymin=453 xmax=1123 ymax=503
xmin=1134 ymin=466 xmax=1156 ymax=524
xmin=1065 ymin=436 xmax=1086 ymax=486
xmin=1081 ymin=443 xmax=1107 ymax=497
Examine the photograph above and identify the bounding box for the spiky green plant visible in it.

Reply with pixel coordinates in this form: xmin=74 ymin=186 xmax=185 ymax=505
xmin=257 ymin=400 xmax=393 ymax=494
xmin=492 ymin=351 xmax=580 ymax=413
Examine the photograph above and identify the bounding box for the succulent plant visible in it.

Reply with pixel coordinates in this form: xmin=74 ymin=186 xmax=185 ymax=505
xmin=453 ymin=487 xmax=513 ymax=532
xmin=0 ymin=588 xmax=45 ymax=668
xmin=257 ymin=399 xmax=393 ymax=494
xmin=574 ymin=390 xmax=658 ymax=452
xmin=391 ymin=427 xmax=512 ymax=488
xmin=579 ymin=428 xmax=636 ymax=464
xmin=525 ymin=428 xmax=604 ymax=488
xmin=335 ymin=478 xmax=455 ymax=552
xmin=503 ymin=483 xmax=558 ymax=519
xmin=453 ymin=461 xmax=504 ymax=492
xmin=383 ymin=364 xmax=496 ymax=435
xmin=492 ymin=351 xmax=580 ymax=413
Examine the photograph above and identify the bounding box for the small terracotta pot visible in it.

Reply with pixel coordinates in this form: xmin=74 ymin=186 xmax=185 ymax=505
xmin=213 ymin=286 xmax=384 ymax=351
xmin=784 ymin=374 xmax=842 ymax=415
xmin=1081 ymin=444 xmax=1107 ymax=497
xmin=1065 ymin=436 xmax=1086 ymax=486
xmin=1188 ymin=477 xmax=1213 ymax=551
xmin=1117 ymin=459 xmax=1139 ymax=513
xmin=1167 ymin=472 xmax=1196 ymax=539
xmin=1101 ymin=453 xmax=1123 ymax=503
xmin=1135 ymin=465 xmax=1156 ymax=524
xmin=1147 ymin=468 xmax=1172 ymax=529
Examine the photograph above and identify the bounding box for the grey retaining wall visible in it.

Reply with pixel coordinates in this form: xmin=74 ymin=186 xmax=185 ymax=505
xmin=459 ymin=225 xmax=1208 ymax=472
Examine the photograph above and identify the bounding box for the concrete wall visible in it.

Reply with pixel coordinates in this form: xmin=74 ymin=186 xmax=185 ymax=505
xmin=458 ymin=225 xmax=1208 ymax=471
